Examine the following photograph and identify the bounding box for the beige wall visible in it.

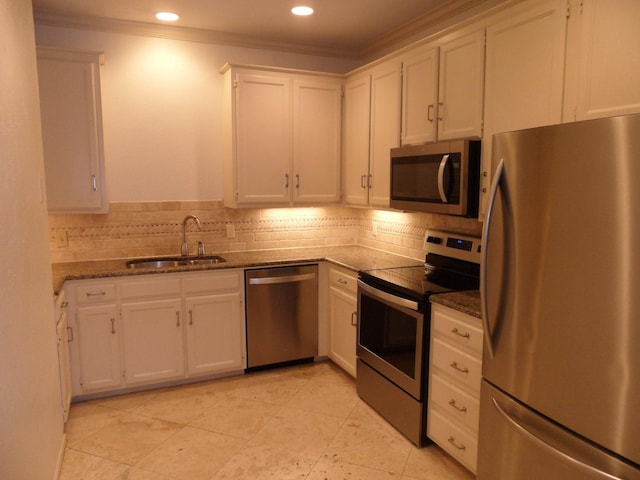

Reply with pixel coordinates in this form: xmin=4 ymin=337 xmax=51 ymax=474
xmin=0 ymin=0 xmax=65 ymax=478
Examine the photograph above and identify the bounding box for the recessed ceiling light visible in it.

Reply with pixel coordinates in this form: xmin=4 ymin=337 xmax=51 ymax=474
xmin=291 ymin=6 xmax=314 ymax=16
xmin=155 ymin=12 xmax=180 ymax=22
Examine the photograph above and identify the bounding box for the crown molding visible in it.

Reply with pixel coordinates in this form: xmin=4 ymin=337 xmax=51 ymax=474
xmin=363 ymin=0 xmax=509 ymax=58
xmin=32 ymin=8 xmax=363 ymax=60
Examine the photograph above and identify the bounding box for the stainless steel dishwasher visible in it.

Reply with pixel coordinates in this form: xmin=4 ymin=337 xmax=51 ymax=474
xmin=245 ymin=264 xmax=318 ymax=369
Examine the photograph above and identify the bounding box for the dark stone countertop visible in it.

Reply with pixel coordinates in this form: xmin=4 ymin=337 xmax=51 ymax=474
xmin=430 ymin=290 xmax=481 ymax=319
xmin=51 ymin=245 xmax=424 ymax=294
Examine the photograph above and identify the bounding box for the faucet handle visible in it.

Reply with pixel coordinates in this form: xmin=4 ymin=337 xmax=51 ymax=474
xmin=197 ymin=241 xmax=205 ymax=257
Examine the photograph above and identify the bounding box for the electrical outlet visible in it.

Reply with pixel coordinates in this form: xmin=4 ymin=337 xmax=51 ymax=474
xmin=56 ymin=230 xmax=69 ymax=248
xmin=226 ymin=224 xmax=236 ymax=239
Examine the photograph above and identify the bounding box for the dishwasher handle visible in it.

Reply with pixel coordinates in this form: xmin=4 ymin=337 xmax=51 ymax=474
xmin=248 ymin=272 xmax=316 ymax=285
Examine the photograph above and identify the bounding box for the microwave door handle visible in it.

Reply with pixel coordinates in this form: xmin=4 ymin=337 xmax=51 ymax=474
xmin=437 ymin=154 xmax=450 ymax=203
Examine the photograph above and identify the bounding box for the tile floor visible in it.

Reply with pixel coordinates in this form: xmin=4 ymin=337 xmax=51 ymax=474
xmin=60 ymin=360 xmax=475 ymax=480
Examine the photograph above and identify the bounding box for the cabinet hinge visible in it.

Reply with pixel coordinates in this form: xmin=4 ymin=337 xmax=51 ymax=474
xmin=233 ymin=79 xmax=238 ymax=88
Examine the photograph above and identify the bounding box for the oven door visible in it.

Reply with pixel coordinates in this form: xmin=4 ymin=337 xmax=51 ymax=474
xmin=357 ymin=279 xmax=426 ymax=400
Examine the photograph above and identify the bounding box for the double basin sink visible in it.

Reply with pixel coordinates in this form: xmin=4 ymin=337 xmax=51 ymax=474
xmin=126 ymin=255 xmax=226 ymax=269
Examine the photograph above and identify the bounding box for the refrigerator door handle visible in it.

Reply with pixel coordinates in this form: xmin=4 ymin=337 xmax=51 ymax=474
xmin=480 ymin=158 xmax=505 ymax=358
xmin=491 ymin=398 xmax=625 ymax=480
xmin=437 ymin=154 xmax=450 ymax=203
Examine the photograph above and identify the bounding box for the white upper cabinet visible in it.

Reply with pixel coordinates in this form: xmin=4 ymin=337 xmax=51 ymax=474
xmin=369 ymin=61 xmax=402 ymax=207
xmin=400 ymin=30 xmax=484 ymax=146
xmin=37 ymin=47 xmax=107 ymax=213
xmin=343 ymin=59 xmax=401 ymax=207
xmin=437 ymin=30 xmax=485 ymax=141
xmin=231 ymin=71 xmax=291 ymax=205
xmin=479 ymin=0 xmax=567 ymax=217
xmin=401 ymin=45 xmax=439 ymax=145
xmin=564 ymin=0 xmax=640 ymax=121
xmin=292 ymin=78 xmax=342 ymax=204
xmin=342 ymin=73 xmax=372 ymax=206
xmin=221 ymin=65 xmax=342 ymax=207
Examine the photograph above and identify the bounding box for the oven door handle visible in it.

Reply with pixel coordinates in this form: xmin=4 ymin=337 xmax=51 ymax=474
xmin=358 ymin=279 xmax=420 ymax=311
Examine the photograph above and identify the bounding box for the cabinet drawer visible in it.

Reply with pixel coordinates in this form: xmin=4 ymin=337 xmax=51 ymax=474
xmin=329 ymin=268 xmax=357 ymax=294
xmin=432 ymin=306 xmax=483 ymax=354
xmin=428 ymin=408 xmax=478 ymax=473
xmin=118 ymin=277 xmax=181 ymax=300
xmin=431 ymin=337 xmax=482 ymax=392
xmin=75 ymin=283 xmax=116 ymax=304
xmin=430 ymin=372 xmax=480 ymax=433
xmin=182 ymin=271 xmax=241 ymax=295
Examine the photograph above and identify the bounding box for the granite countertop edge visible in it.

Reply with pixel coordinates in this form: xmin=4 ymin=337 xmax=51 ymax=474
xmin=51 ymin=245 xmax=422 ymax=294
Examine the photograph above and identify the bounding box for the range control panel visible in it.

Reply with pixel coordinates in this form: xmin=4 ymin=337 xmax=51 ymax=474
xmin=424 ymin=229 xmax=482 ymax=263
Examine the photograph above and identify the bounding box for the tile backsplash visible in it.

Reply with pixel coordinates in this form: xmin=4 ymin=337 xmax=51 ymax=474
xmin=48 ymin=201 xmax=482 ymax=263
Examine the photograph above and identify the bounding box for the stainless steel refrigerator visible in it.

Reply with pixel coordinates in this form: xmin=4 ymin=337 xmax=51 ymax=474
xmin=479 ymin=113 xmax=640 ymax=479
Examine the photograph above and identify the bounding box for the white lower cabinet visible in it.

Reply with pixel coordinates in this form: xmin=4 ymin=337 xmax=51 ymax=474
xmin=327 ymin=266 xmax=358 ymax=377
xmin=428 ymin=302 xmax=483 ymax=474
xmin=121 ymin=298 xmax=185 ymax=385
xmin=185 ymin=293 xmax=242 ymax=375
xmin=66 ymin=270 xmax=246 ymax=397
xmin=75 ymin=302 xmax=123 ymax=392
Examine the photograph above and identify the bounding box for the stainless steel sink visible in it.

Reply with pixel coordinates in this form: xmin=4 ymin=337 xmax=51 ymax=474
xmin=126 ymin=255 xmax=226 ymax=269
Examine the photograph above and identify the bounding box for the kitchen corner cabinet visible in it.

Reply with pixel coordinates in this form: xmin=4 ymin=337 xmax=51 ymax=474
xmin=428 ymin=303 xmax=483 ymax=473
xmin=36 ymin=47 xmax=107 ymax=213
xmin=65 ymin=270 xmax=245 ymax=397
xmin=327 ymin=266 xmax=358 ymax=377
xmin=400 ymin=30 xmax=484 ymax=146
xmin=478 ymin=0 xmax=567 ymax=217
xmin=343 ymin=59 xmax=401 ymax=207
xmin=221 ymin=64 xmax=342 ymax=207
xmin=563 ymin=0 xmax=640 ymax=121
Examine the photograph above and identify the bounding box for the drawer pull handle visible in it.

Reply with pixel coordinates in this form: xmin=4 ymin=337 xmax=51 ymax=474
xmin=189 ymin=309 xmax=193 ymax=326
xmin=110 ymin=318 xmax=116 ymax=334
xmin=351 ymin=311 xmax=358 ymax=327
xmin=176 ymin=311 xmax=180 ymax=327
xmin=448 ymin=436 xmax=466 ymax=451
xmin=449 ymin=399 xmax=467 ymax=413
xmin=86 ymin=291 xmax=106 ymax=297
xmin=451 ymin=327 xmax=470 ymax=339
xmin=67 ymin=326 xmax=74 ymax=342
xmin=337 ymin=278 xmax=347 ymax=285
xmin=450 ymin=361 xmax=469 ymax=374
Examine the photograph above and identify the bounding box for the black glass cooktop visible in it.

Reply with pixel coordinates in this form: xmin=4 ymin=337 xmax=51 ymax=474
xmin=359 ymin=254 xmax=480 ymax=301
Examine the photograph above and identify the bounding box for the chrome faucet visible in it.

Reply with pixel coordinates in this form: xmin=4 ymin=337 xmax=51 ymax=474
xmin=181 ymin=215 xmax=202 ymax=256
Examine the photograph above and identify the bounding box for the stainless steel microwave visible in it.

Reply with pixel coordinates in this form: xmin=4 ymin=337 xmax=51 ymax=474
xmin=390 ymin=140 xmax=481 ymax=216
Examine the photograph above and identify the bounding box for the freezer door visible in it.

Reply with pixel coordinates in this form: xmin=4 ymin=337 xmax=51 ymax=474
xmin=477 ymin=381 xmax=640 ymax=480
xmin=481 ymin=114 xmax=640 ymax=465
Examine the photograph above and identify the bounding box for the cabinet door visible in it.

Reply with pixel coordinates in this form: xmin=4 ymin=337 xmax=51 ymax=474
xmin=343 ymin=74 xmax=371 ymax=206
xmin=185 ymin=292 xmax=245 ymax=376
xmin=75 ymin=304 xmax=122 ymax=392
xmin=480 ymin=0 xmax=566 ymax=217
xmin=402 ymin=45 xmax=439 ymax=145
xmin=369 ymin=61 xmax=402 ymax=207
xmin=292 ymin=78 xmax=342 ymax=204
xmin=437 ymin=30 xmax=485 ymax=141
xmin=234 ymin=72 xmax=291 ymax=204
xmin=328 ymin=285 xmax=358 ymax=377
xmin=37 ymin=48 xmax=106 ymax=213
xmin=565 ymin=0 xmax=640 ymax=120
xmin=121 ymin=298 xmax=185 ymax=385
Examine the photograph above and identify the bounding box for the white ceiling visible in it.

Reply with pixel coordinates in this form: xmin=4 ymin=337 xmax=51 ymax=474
xmin=32 ymin=0 xmax=490 ymax=58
